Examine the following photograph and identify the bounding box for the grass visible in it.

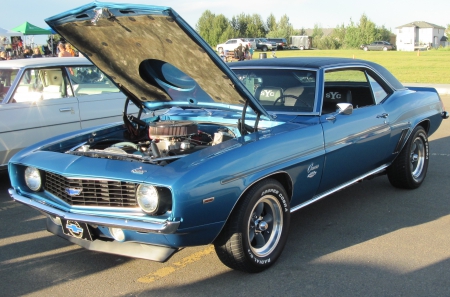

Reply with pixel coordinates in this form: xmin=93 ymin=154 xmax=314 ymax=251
xmin=250 ymin=49 xmax=450 ymax=84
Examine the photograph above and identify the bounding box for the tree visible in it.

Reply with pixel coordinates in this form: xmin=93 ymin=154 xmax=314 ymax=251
xmin=196 ymin=10 xmax=217 ymax=46
xmin=247 ymin=14 xmax=268 ymax=38
xmin=211 ymin=15 xmax=231 ymax=45
xmin=266 ymin=14 xmax=294 ymax=39
xmin=266 ymin=14 xmax=277 ymax=32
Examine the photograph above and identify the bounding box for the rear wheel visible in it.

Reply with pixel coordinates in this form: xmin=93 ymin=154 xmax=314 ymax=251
xmin=214 ymin=179 xmax=290 ymax=273
xmin=262 ymin=46 xmax=268 ymax=52
xmin=383 ymin=46 xmax=388 ymax=51
xmin=387 ymin=126 xmax=429 ymax=189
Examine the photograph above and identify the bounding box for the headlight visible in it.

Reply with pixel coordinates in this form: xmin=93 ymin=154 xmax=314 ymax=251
xmin=24 ymin=167 xmax=42 ymax=191
xmin=136 ymin=184 xmax=159 ymax=214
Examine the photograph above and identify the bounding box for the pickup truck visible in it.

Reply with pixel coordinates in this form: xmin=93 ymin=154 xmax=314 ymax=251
xmin=244 ymin=38 xmax=276 ymax=52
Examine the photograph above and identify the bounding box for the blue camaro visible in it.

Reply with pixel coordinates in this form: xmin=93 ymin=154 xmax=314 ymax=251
xmin=7 ymin=2 xmax=448 ymax=273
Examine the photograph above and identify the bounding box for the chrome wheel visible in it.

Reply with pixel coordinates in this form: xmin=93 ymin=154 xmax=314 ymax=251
xmin=387 ymin=126 xmax=429 ymax=189
xmin=248 ymin=196 xmax=283 ymax=257
xmin=410 ymin=136 xmax=425 ymax=180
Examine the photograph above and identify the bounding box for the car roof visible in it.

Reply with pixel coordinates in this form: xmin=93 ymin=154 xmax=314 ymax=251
xmin=230 ymin=57 xmax=405 ymax=90
xmin=0 ymin=57 xmax=92 ymax=68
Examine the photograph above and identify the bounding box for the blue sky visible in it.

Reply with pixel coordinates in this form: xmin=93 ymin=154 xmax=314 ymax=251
xmin=2 ymin=0 xmax=448 ymax=45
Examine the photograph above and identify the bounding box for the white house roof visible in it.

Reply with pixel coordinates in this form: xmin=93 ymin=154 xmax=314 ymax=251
xmin=396 ymin=21 xmax=445 ymax=29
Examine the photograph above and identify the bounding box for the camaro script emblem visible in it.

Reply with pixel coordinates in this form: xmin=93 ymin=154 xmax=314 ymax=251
xmin=307 ymin=162 xmax=320 ymax=178
xmin=65 ymin=188 xmax=82 ymax=196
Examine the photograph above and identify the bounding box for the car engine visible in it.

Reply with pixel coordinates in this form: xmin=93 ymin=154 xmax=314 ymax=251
xmin=67 ymin=120 xmax=235 ymax=165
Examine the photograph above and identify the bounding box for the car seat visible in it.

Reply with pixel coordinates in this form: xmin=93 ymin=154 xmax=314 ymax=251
xmin=255 ymin=87 xmax=283 ymax=105
xmin=42 ymin=70 xmax=63 ymax=99
xmin=322 ymin=87 xmax=352 ymax=114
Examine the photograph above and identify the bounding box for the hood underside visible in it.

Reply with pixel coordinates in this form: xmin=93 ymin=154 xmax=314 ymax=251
xmin=45 ymin=2 xmax=268 ymax=117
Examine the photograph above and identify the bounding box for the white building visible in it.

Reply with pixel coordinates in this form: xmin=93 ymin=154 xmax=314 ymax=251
xmin=395 ymin=21 xmax=446 ymax=51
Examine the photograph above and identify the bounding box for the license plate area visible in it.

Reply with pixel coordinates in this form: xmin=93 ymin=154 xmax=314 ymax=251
xmin=61 ymin=219 xmax=93 ymax=241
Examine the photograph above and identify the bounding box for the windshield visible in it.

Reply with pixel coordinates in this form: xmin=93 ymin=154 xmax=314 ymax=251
xmin=232 ymin=69 xmax=317 ymax=113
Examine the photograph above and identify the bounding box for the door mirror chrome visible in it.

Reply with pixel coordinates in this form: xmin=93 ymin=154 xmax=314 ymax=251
xmin=337 ymin=103 xmax=353 ymax=115
xmin=325 ymin=103 xmax=353 ymax=121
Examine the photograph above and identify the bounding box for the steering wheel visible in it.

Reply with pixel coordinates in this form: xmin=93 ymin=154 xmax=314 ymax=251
xmin=273 ymin=94 xmax=312 ymax=107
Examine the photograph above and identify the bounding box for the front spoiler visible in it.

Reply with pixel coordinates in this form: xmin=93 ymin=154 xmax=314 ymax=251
xmin=8 ymin=188 xmax=180 ymax=234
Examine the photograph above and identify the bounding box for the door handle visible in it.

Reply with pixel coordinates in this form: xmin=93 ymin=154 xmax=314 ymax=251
xmin=59 ymin=107 xmax=73 ymax=112
xmin=377 ymin=113 xmax=389 ymax=118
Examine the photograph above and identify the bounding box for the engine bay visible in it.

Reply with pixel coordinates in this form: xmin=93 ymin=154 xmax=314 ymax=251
xmin=67 ymin=117 xmax=236 ymax=165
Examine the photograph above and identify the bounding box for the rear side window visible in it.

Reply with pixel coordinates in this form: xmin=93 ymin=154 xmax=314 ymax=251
xmin=323 ymin=69 xmax=374 ymax=113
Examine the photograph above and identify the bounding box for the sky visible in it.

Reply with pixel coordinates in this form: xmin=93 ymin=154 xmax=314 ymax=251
xmin=1 ymin=0 xmax=448 ymax=45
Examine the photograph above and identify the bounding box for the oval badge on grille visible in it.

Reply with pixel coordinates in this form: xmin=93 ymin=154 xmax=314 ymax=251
xmin=65 ymin=188 xmax=83 ymax=196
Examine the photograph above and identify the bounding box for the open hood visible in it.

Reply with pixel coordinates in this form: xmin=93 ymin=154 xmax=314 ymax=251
xmin=45 ymin=2 xmax=269 ymax=118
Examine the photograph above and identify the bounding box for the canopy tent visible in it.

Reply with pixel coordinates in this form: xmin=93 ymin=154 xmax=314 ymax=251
xmin=11 ymin=22 xmax=53 ymax=54
xmin=11 ymin=22 xmax=51 ymax=35
xmin=0 ymin=27 xmax=23 ymax=37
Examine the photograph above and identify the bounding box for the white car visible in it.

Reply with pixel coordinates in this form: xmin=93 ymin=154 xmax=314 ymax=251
xmin=0 ymin=57 xmax=140 ymax=169
xmin=216 ymin=38 xmax=255 ymax=52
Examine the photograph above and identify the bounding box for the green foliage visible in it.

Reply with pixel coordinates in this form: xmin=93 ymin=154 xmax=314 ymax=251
xmin=196 ymin=10 xmax=401 ymax=50
xmin=266 ymin=14 xmax=277 ymax=32
xmin=266 ymin=15 xmax=294 ymax=40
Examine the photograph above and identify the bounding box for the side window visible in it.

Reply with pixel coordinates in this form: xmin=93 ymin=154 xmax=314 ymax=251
xmin=12 ymin=68 xmax=68 ymax=102
xmin=41 ymin=68 xmax=68 ymax=100
xmin=12 ymin=69 xmax=43 ymax=102
xmin=1 ymin=69 xmax=18 ymax=101
xmin=323 ymin=69 xmax=375 ymax=114
xmin=66 ymin=66 xmax=119 ymax=96
xmin=367 ymin=74 xmax=388 ymax=104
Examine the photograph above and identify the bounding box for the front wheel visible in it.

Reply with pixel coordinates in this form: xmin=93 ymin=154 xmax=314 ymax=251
xmin=363 ymin=46 xmax=368 ymax=51
xmin=214 ymin=179 xmax=290 ymax=273
xmin=387 ymin=126 xmax=429 ymax=189
xmin=383 ymin=46 xmax=388 ymax=51
xmin=262 ymin=46 xmax=268 ymax=52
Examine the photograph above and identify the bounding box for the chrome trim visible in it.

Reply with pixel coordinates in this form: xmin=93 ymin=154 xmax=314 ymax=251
xmin=290 ymin=164 xmax=388 ymax=213
xmin=322 ymin=64 xmax=398 ymax=92
xmin=393 ymin=128 xmax=409 ymax=154
xmin=9 ymin=188 xmax=180 ymax=234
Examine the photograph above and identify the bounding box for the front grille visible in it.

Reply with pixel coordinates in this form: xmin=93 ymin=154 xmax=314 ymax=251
xmin=45 ymin=172 xmax=138 ymax=207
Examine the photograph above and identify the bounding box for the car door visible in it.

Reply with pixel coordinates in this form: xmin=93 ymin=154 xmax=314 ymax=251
xmin=0 ymin=67 xmax=81 ymax=166
xmin=318 ymin=68 xmax=391 ymax=193
xmin=66 ymin=66 xmax=139 ymax=128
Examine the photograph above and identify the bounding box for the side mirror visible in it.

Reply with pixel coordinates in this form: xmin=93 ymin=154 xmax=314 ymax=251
xmin=337 ymin=103 xmax=353 ymax=115
xmin=325 ymin=103 xmax=353 ymax=121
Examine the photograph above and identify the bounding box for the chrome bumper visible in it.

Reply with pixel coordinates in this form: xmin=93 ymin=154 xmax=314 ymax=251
xmin=8 ymin=188 xmax=180 ymax=234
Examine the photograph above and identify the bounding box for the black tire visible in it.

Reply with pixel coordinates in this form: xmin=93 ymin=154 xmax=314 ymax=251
xmin=262 ymin=46 xmax=268 ymax=52
xmin=214 ymin=179 xmax=290 ymax=273
xmin=387 ymin=126 xmax=429 ymax=189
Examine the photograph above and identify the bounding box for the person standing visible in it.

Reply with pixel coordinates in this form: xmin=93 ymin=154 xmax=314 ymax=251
xmin=58 ymin=43 xmax=72 ymax=57
xmin=31 ymin=48 xmax=42 ymax=58
xmin=236 ymin=43 xmax=244 ymax=61
xmin=65 ymin=43 xmax=75 ymax=56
